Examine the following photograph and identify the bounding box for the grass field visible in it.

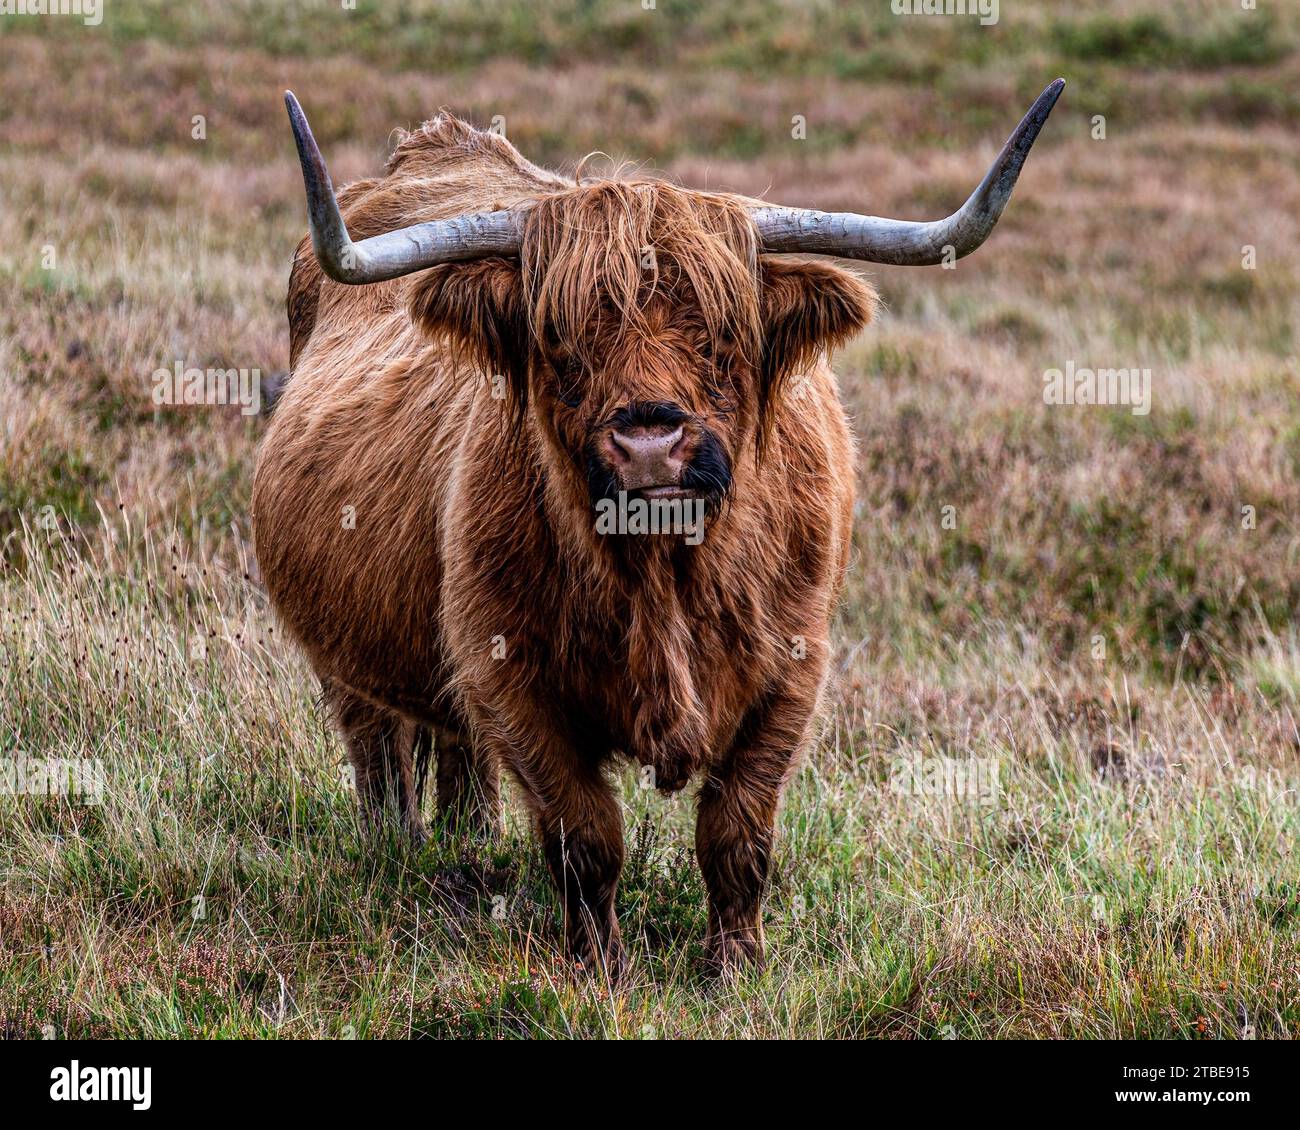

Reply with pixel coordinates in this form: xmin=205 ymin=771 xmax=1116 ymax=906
xmin=3 ymin=0 xmax=1300 ymax=1038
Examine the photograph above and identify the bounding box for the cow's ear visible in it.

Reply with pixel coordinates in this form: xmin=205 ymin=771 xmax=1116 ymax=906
xmin=758 ymin=258 xmax=878 ymax=404
xmin=408 ymin=257 xmax=529 ymax=403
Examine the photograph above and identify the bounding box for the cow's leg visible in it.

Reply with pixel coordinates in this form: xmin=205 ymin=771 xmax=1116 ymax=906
xmin=462 ymin=688 xmax=623 ymax=972
xmin=695 ymin=773 xmax=778 ymax=972
xmin=534 ymin=765 xmax=625 ymax=975
xmin=695 ymin=689 xmax=815 ymax=973
xmin=434 ymin=727 xmax=501 ymax=838
xmin=327 ymin=683 xmax=424 ymax=842
xmin=490 ymin=729 xmax=624 ymax=973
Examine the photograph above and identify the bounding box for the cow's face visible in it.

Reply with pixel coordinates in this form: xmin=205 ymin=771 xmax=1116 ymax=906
xmin=410 ymin=181 xmax=877 ymax=520
xmin=539 ymin=288 xmax=750 ymax=516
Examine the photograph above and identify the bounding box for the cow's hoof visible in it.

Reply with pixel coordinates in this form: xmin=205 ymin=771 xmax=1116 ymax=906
xmin=703 ymin=931 xmax=765 ymax=978
xmin=570 ymin=935 xmax=628 ymax=984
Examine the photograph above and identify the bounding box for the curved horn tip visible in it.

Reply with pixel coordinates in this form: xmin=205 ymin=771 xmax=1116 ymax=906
xmin=284 ymin=91 xmax=307 ymax=125
xmin=748 ymin=75 xmax=1066 ymax=266
xmin=1039 ymin=78 xmax=1066 ymax=109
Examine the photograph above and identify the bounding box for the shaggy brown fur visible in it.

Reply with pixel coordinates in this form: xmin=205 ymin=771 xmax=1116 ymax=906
xmin=254 ymin=112 xmax=877 ymax=973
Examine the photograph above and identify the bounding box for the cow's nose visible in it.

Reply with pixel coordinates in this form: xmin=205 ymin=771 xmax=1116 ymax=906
xmin=609 ymin=425 xmax=686 ymax=489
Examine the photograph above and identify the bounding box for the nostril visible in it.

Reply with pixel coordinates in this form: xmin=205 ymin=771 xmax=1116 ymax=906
xmin=648 ymin=427 xmax=684 ymax=460
xmin=609 ymin=431 xmax=634 ymax=463
xmin=666 ymin=428 xmax=688 ymax=463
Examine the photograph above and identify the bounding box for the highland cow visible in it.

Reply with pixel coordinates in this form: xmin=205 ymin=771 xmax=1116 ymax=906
xmin=253 ymin=81 xmax=1062 ymax=973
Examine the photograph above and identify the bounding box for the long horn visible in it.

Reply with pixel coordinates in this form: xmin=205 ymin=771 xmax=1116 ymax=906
xmin=284 ymin=91 xmax=524 ymax=284
xmin=750 ymin=79 xmax=1064 ymax=266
